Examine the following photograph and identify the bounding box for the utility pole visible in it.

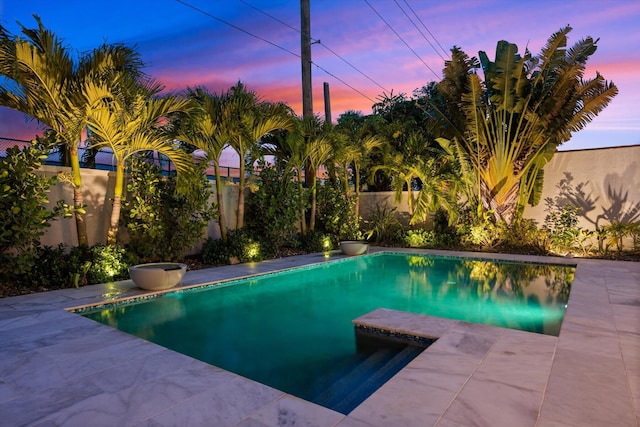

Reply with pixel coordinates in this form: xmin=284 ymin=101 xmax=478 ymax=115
xmin=300 ymin=0 xmax=312 ymax=120
xmin=323 ymin=82 xmax=332 ymax=125
xmin=300 ymin=0 xmax=315 ymax=190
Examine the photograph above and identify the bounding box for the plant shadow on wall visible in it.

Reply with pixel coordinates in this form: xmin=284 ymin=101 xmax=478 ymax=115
xmin=546 ymin=166 xmax=640 ymax=255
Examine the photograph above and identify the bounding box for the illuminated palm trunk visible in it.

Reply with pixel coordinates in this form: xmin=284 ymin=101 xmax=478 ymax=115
xmin=107 ymin=162 xmax=125 ymax=246
xmin=297 ymin=170 xmax=306 ymax=235
xmin=70 ymin=146 xmax=88 ymax=246
xmin=309 ymin=176 xmax=317 ymax=231
xmin=213 ymin=161 xmax=228 ymax=240
xmin=236 ymin=159 xmax=245 ymax=229
xmin=480 ymin=179 xmax=520 ymax=225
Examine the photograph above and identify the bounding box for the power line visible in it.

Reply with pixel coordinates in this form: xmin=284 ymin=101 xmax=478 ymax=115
xmin=176 ymin=0 xmax=300 ymax=58
xmin=176 ymin=0 xmax=377 ymax=104
xmin=363 ymin=0 xmax=440 ymax=80
xmin=238 ymin=0 xmax=389 ymax=93
xmin=393 ymin=0 xmax=446 ymax=62
xmin=403 ymin=0 xmax=449 ymax=59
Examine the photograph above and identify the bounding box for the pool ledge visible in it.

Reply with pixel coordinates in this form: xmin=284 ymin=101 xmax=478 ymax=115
xmin=0 ymin=249 xmax=638 ymax=426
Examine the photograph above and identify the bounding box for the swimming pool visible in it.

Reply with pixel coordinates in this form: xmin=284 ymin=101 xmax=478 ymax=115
xmin=81 ymin=252 xmax=574 ymax=413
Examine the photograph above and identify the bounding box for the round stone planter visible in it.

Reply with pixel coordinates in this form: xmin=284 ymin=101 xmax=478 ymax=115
xmin=129 ymin=263 xmax=187 ymax=291
xmin=339 ymin=241 xmax=369 ymax=256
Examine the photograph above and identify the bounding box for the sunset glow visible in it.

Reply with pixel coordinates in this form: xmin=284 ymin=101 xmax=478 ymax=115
xmin=2 ymin=0 xmax=638 ymax=153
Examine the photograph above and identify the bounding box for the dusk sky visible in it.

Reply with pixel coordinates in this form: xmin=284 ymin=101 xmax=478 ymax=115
xmin=1 ymin=0 xmax=639 ymax=160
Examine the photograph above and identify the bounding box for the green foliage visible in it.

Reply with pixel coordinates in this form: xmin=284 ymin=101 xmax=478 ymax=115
xmin=363 ymin=203 xmax=403 ymax=243
xmin=602 ymin=221 xmax=636 ymax=253
xmin=0 ymin=138 xmax=64 ymax=254
xmin=201 ymin=229 xmax=264 ymax=265
xmin=433 ymin=27 xmax=618 ymax=225
xmin=500 ymin=219 xmax=549 ymax=255
xmin=0 ymin=243 xmax=133 ymax=295
xmin=403 ymin=229 xmax=435 ymax=248
xmin=543 ymin=200 xmax=584 ymax=254
xmin=316 ymin=181 xmax=362 ymax=241
xmin=123 ymin=158 xmax=214 ymax=262
xmin=246 ymin=160 xmax=301 ymax=258
xmin=458 ymin=211 xmax=507 ymax=250
xmin=86 ymin=244 xmax=133 ymax=285
xmin=299 ymin=230 xmax=333 ymax=252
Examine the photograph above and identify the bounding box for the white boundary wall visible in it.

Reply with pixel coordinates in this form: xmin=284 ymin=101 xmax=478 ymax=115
xmin=38 ymin=145 xmax=639 ymax=248
xmin=360 ymin=145 xmax=640 ymax=230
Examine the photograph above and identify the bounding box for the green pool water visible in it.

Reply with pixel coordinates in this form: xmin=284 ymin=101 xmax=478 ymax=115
xmin=82 ymin=252 xmax=574 ymax=412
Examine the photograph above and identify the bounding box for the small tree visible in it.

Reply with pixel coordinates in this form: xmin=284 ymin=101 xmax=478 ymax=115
xmin=245 ymin=160 xmax=301 ymax=257
xmin=122 ymin=157 xmax=214 ymax=262
xmin=0 ymin=138 xmax=65 ymax=255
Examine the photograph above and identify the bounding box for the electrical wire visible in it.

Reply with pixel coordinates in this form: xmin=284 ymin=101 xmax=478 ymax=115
xmin=393 ymin=0 xmax=446 ymax=62
xmin=402 ymin=0 xmax=450 ymax=59
xmin=176 ymin=0 xmax=377 ymax=104
xmin=176 ymin=0 xmax=300 ymax=58
xmin=238 ymin=0 xmax=389 ymax=93
xmin=363 ymin=0 xmax=440 ymax=80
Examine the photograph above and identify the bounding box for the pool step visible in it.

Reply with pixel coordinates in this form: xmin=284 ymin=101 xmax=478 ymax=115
xmin=313 ymin=345 xmax=424 ymax=414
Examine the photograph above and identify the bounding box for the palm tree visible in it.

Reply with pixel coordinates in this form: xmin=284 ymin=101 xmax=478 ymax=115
xmin=86 ymin=80 xmax=196 ymax=245
xmin=224 ymin=82 xmax=293 ymax=229
xmin=334 ymin=113 xmax=384 ymax=217
xmin=433 ymin=27 xmax=618 ymax=225
xmin=261 ymin=118 xmax=311 ymax=235
xmin=180 ymin=87 xmax=232 ymax=240
xmin=305 ymin=133 xmax=333 ymax=231
xmin=0 ymin=16 xmax=144 ymax=246
xmin=374 ymin=132 xmax=460 ymax=225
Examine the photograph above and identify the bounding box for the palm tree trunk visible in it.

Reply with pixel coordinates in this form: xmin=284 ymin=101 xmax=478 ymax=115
xmin=480 ymin=179 xmax=520 ymax=225
xmin=343 ymin=165 xmax=350 ymax=196
xmin=354 ymin=165 xmax=361 ymax=218
xmin=407 ymin=185 xmax=414 ymax=216
xmin=213 ymin=161 xmax=228 ymax=240
xmin=310 ymin=176 xmax=317 ymax=231
xmin=107 ymin=163 xmax=125 ymax=246
xmin=236 ymin=159 xmax=245 ymax=229
xmin=297 ymin=170 xmax=307 ymax=235
xmin=70 ymin=147 xmax=88 ymax=246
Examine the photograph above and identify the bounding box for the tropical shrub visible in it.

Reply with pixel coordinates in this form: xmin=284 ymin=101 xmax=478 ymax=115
xmin=457 ymin=211 xmax=506 ymax=250
xmin=501 ymin=218 xmax=549 ymax=255
xmin=86 ymin=244 xmax=133 ymax=284
xmin=316 ymin=181 xmax=362 ymax=242
xmin=543 ymin=201 xmax=583 ymax=254
xmin=0 ymin=138 xmax=65 ymax=255
xmin=246 ymin=160 xmax=301 ymax=258
xmin=363 ymin=203 xmax=403 ymax=243
xmin=403 ymin=229 xmax=435 ymax=248
xmin=602 ymin=221 xmax=636 ymax=253
xmin=201 ymin=229 xmax=264 ymax=265
xmin=123 ymin=158 xmax=214 ymax=262
xmin=0 ymin=243 xmax=132 ymax=295
xmin=299 ymin=230 xmax=333 ymax=252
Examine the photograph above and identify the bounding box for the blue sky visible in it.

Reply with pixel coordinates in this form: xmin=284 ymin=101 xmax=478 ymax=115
xmin=1 ymin=0 xmax=639 ymax=154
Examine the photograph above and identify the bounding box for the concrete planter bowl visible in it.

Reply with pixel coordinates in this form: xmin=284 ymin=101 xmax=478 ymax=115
xmin=129 ymin=263 xmax=187 ymax=291
xmin=339 ymin=241 xmax=369 ymax=256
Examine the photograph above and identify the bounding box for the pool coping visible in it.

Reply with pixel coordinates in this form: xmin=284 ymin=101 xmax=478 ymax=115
xmin=0 ymin=248 xmax=638 ymax=426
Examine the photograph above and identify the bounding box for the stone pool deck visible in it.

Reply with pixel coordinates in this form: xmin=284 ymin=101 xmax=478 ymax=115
xmin=0 ymin=249 xmax=638 ymax=426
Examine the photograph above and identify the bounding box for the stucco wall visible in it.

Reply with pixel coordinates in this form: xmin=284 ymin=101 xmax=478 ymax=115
xmin=38 ymin=145 xmax=639 ymax=248
xmin=522 ymin=145 xmax=640 ymax=230
xmin=39 ymin=165 xmax=238 ymax=249
xmin=359 ymin=145 xmax=640 ymax=231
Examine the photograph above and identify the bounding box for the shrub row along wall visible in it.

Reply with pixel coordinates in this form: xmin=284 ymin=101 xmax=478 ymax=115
xmin=360 ymin=145 xmax=640 ymax=231
xmin=40 ymin=145 xmax=640 ymax=248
